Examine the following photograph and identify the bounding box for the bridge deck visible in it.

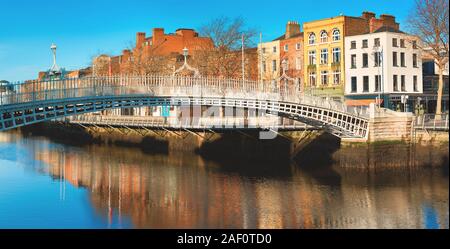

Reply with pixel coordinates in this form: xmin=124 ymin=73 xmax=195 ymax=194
xmin=0 ymin=75 xmax=370 ymax=139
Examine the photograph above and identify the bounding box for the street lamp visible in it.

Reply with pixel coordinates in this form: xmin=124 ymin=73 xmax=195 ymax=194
xmin=372 ymin=45 xmax=384 ymax=108
xmin=50 ymin=43 xmax=59 ymax=74
xmin=281 ymin=59 xmax=288 ymax=95
xmin=183 ymin=47 xmax=189 ymax=64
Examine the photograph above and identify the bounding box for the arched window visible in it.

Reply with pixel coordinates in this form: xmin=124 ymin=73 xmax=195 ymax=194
xmin=320 ymin=30 xmax=328 ymax=43
xmin=332 ymin=29 xmax=340 ymax=41
xmin=308 ymin=33 xmax=316 ymax=45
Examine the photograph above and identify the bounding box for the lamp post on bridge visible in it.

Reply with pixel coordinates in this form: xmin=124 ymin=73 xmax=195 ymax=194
xmin=372 ymin=45 xmax=385 ymax=109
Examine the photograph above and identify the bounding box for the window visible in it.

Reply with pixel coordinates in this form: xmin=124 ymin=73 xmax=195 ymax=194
xmin=400 ymin=39 xmax=405 ymax=48
xmin=308 ymin=50 xmax=316 ymax=65
xmin=362 ymin=39 xmax=368 ymax=48
xmin=351 ymin=77 xmax=357 ymax=93
xmin=375 ymin=75 xmax=381 ymax=92
xmin=413 ymin=54 xmax=418 ymax=67
xmin=273 ymin=46 xmax=277 ymax=53
xmin=272 ymin=60 xmax=277 ymax=72
xmin=412 ymin=41 xmax=418 ymax=49
xmin=283 ymin=59 xmax=289 ymax=70
xmin=333 ymin=70 xmax=340 ymax=85
xmin=320 ymin=30 xmax=328 ymax=43
xmin=320 ymin=48 xmax=328 ymax=64
xmin=332 ymin=47 xmax=341 ymax=63
xmin=309 ymin=33 xmax=316 ymax=45
xmin=374 ymin=38 xmax=380 ymax=47
xmin=362 ymin=53 xmax=368 ymax=68
xmin=401 ymin=75 xmax=406 ymax=91
xmin=351 ymin=54 xmax=357 ymax=68
xmin=321 ymin=70 xmax=328 ymax=85
xmin=284 ymin=44 xmax=288 ymax=52
xmin=332 ymin=29 xmax=340 ymax=41
xmin=262 ymin=61 xmax=266 ymax=72
xmin=400 ymin=52 xmax=405 ymax=67
xmin=296 ymin=43 xmax=301 ymax=50
xmin=393 ymin=75 xmax=398 ymax=91
xmin=374 ymin=52 xmax=381 ymax=67
xmin=296 ymin=57 xmax=301 ymax=70
xmin=262 ymin=47 xmax=266 ymax=53
xmin=393 ymin=52 xmax=398 ymax=66
xmin=363 ymin=76 xmax=369 ymax=92
xmin=309 ymin=71 xmax=316 ymax=86
xmin=413 ymin=76 xmax=418 ymax=91
xmin=351 ymin=41 xmax=356 ymax=49
xmin=392 ymin=38 xmax=398 ymax=47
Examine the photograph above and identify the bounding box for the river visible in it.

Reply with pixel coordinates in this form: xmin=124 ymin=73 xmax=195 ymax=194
xmin=0 ymin=132 xmax=448 ymax=229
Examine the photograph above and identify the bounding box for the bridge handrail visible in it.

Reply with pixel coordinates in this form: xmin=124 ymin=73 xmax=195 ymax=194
xmin=0 ymin=75 xmax=369 ymax=118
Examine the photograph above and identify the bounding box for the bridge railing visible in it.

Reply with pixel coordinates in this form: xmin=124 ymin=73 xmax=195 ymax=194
xmin=414 ymin=113 xmax=449 ymax=131
xmin=0 ymin=75 xmax=369 ymax=118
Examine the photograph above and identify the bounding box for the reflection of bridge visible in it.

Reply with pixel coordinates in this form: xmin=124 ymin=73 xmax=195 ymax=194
xmin=0 ymin=76 xmax=370 ymax=139
xmin=67 ymin=115 xmax=316 ymax=131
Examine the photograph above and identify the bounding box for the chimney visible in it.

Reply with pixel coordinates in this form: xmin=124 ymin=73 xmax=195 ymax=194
xmin=136 ymin=32 xmax=146 ymax=48
xmin=361 ymin=11 xmax=376 ymax=20
xmin=380 ymin=14 xmax=400 ymax=30
xmin=152 ymin=28 xmax=164 ymax=44
xmin=380 ymin=14 xmax=395 ymax=22
xmin=176 ymin=28 xmax=196 ymax=38
xmin=285 ymin=21 xmax=300 ymax=39
xmin=122 ymin=49 xmax=131 ymax=56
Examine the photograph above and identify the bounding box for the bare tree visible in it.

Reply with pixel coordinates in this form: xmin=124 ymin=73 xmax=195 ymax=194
xmin=196 ymin=17 xmax=258 ymax=79
xmin=408 ymin=0 xmax=449 ymax=115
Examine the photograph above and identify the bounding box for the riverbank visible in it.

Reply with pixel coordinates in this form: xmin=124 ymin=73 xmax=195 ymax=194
xmin=14 ymin=121 xmax=449 ymax=172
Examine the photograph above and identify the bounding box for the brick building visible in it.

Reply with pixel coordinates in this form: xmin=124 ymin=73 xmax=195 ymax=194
xmin=93 ymin=28 xmax=214 ymax=76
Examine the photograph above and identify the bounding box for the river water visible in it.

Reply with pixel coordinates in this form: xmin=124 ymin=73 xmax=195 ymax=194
xmin=0 ymin=132 xmax=448 ymax=229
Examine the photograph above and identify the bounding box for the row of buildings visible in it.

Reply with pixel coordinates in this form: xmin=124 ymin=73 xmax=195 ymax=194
xmin=257 ymin=11 xmax=448 ymax=111
xmin=35 ymin=11 xmax=448 ymax=113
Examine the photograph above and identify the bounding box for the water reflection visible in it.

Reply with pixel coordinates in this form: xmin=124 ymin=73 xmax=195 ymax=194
xmin=0 ymin=132 xmax=448 ymax=229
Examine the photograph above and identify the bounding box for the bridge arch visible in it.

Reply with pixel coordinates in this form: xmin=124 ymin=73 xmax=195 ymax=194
xmin=0 ymin=76 xmax=369 ymax=139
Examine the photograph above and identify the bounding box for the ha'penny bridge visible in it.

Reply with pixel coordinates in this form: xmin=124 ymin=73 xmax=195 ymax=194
xmin=0 ymin=75 xmax=419 ymax=142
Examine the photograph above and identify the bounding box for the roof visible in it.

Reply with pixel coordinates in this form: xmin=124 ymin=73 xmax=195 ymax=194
xmin=273 ymin=32 xmax=304 ymax=41
xmin=372 ymin=26 xmax=405 ymax=34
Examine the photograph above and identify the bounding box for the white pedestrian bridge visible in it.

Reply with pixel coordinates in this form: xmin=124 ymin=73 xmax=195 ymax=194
xmin=0 ymin=75 xmax=370 ymax=139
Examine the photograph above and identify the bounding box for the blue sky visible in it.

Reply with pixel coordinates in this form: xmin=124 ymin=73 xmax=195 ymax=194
xmin=0 ymin=0 xmax=416 ymax=82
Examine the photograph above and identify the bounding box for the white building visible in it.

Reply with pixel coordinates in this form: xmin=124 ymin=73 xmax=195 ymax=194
xmin=344 ymin=28 xmax=422 ymax=110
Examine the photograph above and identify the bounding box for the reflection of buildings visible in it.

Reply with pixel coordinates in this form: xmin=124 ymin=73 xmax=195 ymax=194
xmin=30 ymin=136 xmax=449 ymax=229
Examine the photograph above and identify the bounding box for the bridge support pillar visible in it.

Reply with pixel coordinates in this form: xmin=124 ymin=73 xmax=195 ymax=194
xmin=367 ymin=103 xmax=414 ymax=143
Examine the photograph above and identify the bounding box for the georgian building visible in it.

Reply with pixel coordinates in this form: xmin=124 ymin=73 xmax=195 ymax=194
xmin=92 ymin=28 xmax=214 ymax=76
xmin=258 ymin=39 xmax=281 ymax=83
xmin=344 ymin=28 xmax=423 ymax=110
xmin=258 ymin=21 xmax=303 ymax=92
xmin=303 ymin=12 xmax=400 ymax=101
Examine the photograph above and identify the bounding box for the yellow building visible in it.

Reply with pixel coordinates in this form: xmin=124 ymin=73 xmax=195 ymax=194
xmin=303 ymin=13 xmax=370 ymax=100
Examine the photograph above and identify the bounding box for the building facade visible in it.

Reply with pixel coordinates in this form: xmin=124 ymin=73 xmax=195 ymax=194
xmin=258 ymin=21 xmax=303 ymax=92
xmin=344 ymin=29 xmax=423 ymax=111
xmin=258 ymin=40 xmax=281 ymax=83
xmin=278 ymin=21 xmax=304 ymax=90
xmin=421 ymin=59 xmax=449 ymax=113
xmin=303 ymin=12 xmax=400 ymax=101
xmin=93 ymin=28 xmax=214 ymax=76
